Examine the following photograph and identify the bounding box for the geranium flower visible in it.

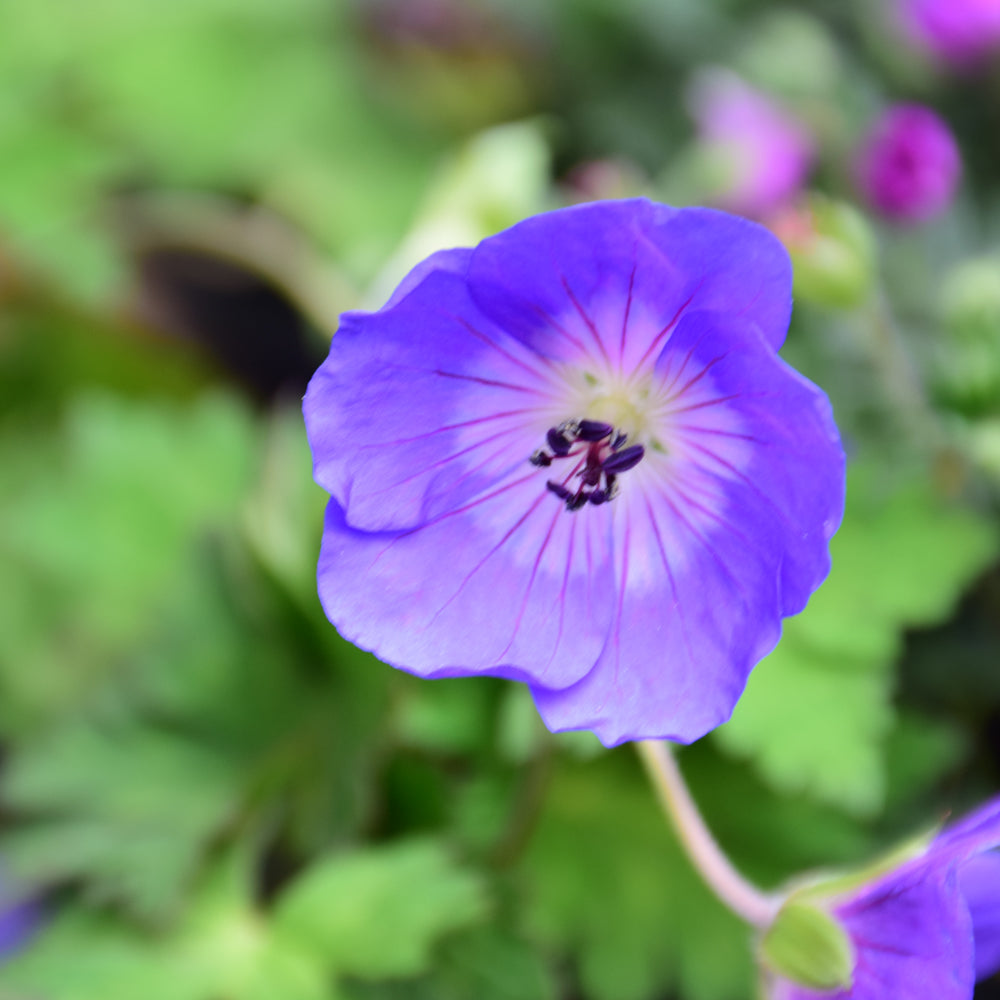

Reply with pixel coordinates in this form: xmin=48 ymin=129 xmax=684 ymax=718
xmin=304 ymin=199 xmax=844 ymax=745
xmin=767 ymin=795 xmax=1000 ymax=999
xmin=895 ymin=0 xmax=1000 ymax=66
xmin=689 ymin=72 xmax=815 ymax=219
xmin=854 ymin=104 xmax=961 ymax=223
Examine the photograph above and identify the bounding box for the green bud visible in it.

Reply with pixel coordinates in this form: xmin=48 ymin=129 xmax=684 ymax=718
xmin=966 ymin=419 xmax=1000 ymax=485
xmin=935 ymin=257 xmax=1000 ymax=415
xmin=776 ymin=195 xmax=876 ymax=310
xmin=941 ymin=256 xmax=1000 ymax=347
xmin=759 ymin=900 xmax=855 ymax=992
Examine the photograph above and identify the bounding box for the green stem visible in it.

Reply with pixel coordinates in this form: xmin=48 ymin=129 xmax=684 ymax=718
xmin=636 ymin=740 xmax=777 ymax=927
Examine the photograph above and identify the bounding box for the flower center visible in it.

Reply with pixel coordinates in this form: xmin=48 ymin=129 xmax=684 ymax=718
xmin=529 ymin=419 xmax=645 ymax=511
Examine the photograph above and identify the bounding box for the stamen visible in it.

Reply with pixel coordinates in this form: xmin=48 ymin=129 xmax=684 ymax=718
xmin=546 ymin=480 xmax=573 ymax=501
xmin=531 ymin=417 xmax=645 ymax=512
xmin=602 ymin=445 xmax=645 ymax=474
xmin=577 ymin=420 xmax=614 ymax=442
xmin=546 ymin=428 xmax=573 ymax=456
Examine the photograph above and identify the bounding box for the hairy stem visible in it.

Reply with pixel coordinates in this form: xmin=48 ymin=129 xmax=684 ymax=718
xmin=636 ymin=740 xmax=777 ymax=927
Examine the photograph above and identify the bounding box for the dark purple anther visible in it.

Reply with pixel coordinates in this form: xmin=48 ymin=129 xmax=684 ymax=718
xmin=566 ymin=492 xmax=590 ymax=511
xmin=546 ymin=428 xmax=573 ymax=456
xmin=611 ymin=431 xmax=628 ymax=450
xmin=602 ymin=444 xmax=645 ymax=474
xmin=546 ymin=480 xmax=573 ymax=501
xmin=530 ymin=450 xmax=552 ymax=467
xmin=577 ymin=420 xmax=614 ymax=442
xmin=588 ymin=489 xmax=609 ymax=505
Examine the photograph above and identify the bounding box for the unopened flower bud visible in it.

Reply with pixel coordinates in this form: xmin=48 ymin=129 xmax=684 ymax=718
xmin=759 ymin=899 xmax=854 ymax=992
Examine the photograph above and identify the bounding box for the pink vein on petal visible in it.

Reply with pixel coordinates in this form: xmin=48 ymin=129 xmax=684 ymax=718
xmin=429 ymin=369 xmax=556 ymax=396
xmin=663 ymin=353 xmax=729 ymax=405
xmin=684 ymin=441 xmax=798 ymax=532
xmin=656 ymin=321 xmax=711 ymax=398
xmin=619 ymin=251 xmax=638 ymax=361
xmin=609 ymin=509 xmax=632 ymax=698
xmin=425 ymin=491 xmax=550 ymax=628
xmin=496 ymin=502 xmax=565 ymax=663
xmin=644 ymin=494 xmax=697 ymax=676
xmin=446 ymin=313 xmax=561 ymax=384
xmin=528 ymin=303 xmax=589 ymax=355
xmin=355 ymin=409 xmax=539 ymax=451
xmin=658 ymin=486 xmax=749 ymax=607
xmin=664 ymin=392 xmax=744 ymax=417
xmin=356 ymin=417 xmax=541 ymax=499
xmin=539 ymin=511 xmax=580 ymax=679
xmin=367 ymin=471 xmax=541 ymax=577
xmin=634 ymin=284 xmax=701 ymax=371
xmin=559 ymin=272 xmax=612 ymax=366
xmin=668 ymin=469 xmax=767 ymax=560
xmin=674 ymin=424 xmax=770 ymax=445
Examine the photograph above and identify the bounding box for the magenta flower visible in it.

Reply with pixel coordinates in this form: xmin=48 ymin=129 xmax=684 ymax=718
xmin=770 ymin=796 xmax=1000 ymax=1000
xmin=304 ymin=200 xmax=844 ymax=746
xmin=855 ymin=104 xmax=961 ymax=223
xmin=690 ymin=73 xmax=815 ymax=218
xmin=896 ymin=0 xmax=1000 ymax=66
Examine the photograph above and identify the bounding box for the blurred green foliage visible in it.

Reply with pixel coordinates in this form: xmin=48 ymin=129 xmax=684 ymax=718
xmin=1 ymin=0 xmax=1000 ymax=998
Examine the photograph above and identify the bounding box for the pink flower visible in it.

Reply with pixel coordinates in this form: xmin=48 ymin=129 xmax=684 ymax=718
xmin=690 ymin=73 xmax=815 ymax=219
xmin=854 ymin=104 xmax=961 ymax=223
xmin=897 ymin=0 xmax=1000 ymax=66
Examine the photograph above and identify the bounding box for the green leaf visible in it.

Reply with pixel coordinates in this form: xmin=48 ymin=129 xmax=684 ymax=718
xmin=395 ymin=676 xmax=498 ymax=757
xmin=365 ymin=120 xmax=552 ymax=307
xmin=716 ymin=468 xmax=998 ymax=815
xmin=173 ymin=851 xmax=337 ymax=1000
xmin=274 ymin=839 xmax=489 ymax=979
xmin=341 ymin=927 xmax=556 ymax=1000
xmin=0 ymin=392 xmax=255 ymax=730
xmin=0 ymin=909 xmax=199 ymax=1000
xmin=0 ymin=852 xmax=338 ymax=1000
xmin=716 ymin=635 xmax=894 ymax=815
xmin=1 ymin=722 xmax=241 ymax=920
xmin=520 ymin=753 xmax=753 ymax=1000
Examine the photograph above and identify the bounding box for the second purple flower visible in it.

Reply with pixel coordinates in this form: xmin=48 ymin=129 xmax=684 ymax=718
xmin=304 ymin=199 xmax=845 ymax=745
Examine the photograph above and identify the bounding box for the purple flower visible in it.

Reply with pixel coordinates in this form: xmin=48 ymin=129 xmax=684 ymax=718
xmin=896 ymin=0 xmax=1000 ymax=66
xmin=854 ymin=104 xmax=961 ymax=223
xmin=304 ymin=199 xmax=844 ymax=746
xmin=769 ymin=796 xmax=1000 ymax=1000
xmin=689 ymin=72 xmax=815 ymax=218
xmin=0 ymin=875 xmax=39 ymax=961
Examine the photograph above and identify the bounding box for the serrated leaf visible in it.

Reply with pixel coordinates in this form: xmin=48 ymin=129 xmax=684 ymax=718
xmin=716 ymin=468 xmax=998 ymax=815
xmin=0 ymin=392 xmax=255 ymax=730
xmin=1 ymin=723 xmax=240 ymax=920
xmin=174 ymin=851 xmax=337 ymax=1000
xmin=0 ymin=910 xmax=198 ymax=1000
xmin=0 ymin=853 xmax=338 ymax=1000
xmin=521 ymin=754 xmax=753 ymax=1000
xmin=274 ymin=839 xmax=489 ymax=979
xmin=340 ymin=927 xmax=556 ymax=1000
xmin=716 ymin=637 xmax=894 ymax=815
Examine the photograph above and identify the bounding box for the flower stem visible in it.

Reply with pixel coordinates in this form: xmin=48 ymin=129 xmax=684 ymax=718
xmin=636 ymin=740 xmax=777 ymax=927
